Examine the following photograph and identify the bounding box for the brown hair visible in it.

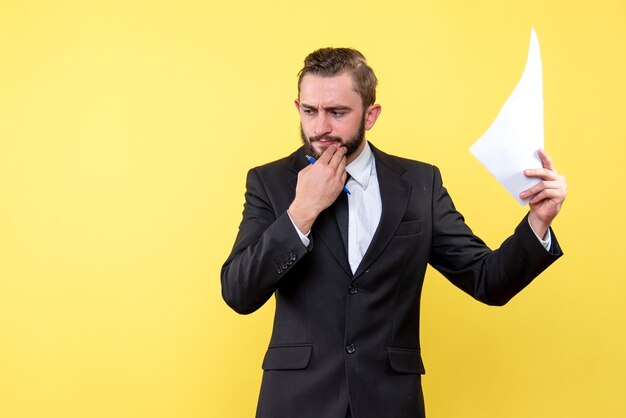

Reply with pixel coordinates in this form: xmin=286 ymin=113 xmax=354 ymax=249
xmin=297 ymin=47 xmax=378 ymax=108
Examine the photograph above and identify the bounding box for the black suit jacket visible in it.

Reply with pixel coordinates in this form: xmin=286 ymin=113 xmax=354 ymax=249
xmin=221 ymin=144 xmax=562 ymax=418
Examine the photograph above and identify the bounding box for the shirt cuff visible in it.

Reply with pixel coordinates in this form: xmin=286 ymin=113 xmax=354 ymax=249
xmin=287 ymin=210 xmax=311 ymax=247
xmin=528 ymin=218 xmax=552 ymax=251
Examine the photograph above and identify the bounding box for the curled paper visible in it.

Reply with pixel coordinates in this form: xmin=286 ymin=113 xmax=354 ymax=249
xmin=470 ymin=28 xmax=544 ymax=206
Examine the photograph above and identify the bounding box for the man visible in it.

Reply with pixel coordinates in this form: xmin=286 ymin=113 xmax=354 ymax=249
xmin=221 ymin=48 xmax=566 ymax=418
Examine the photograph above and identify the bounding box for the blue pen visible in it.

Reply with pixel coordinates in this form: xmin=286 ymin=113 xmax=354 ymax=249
xmin=306 ymin=155 xmax=351 ymax=195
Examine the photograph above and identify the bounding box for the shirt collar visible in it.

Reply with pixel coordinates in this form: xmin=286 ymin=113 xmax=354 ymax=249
xmin=346 ymin=141 xmax=375 ymax=189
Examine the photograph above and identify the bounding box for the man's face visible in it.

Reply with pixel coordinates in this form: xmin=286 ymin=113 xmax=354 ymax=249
xmin=296 ymin=72 xmax=372 ymax=162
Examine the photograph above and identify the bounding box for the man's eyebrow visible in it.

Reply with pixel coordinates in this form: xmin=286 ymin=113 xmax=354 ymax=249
xmin=300 ymin=103 xmax=353 ymax=111
xmin=325 ymin=105 xmax=352 ymax=112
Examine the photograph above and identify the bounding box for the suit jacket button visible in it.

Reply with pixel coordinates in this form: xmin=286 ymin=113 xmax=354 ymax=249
xmin=349 ymin=285 xmax=358 ymax=295
xmin=277 ymin=268 xmax=284 ymax=274
xmin=290 ymin=254 xmax=297 ymax=261
xmin=280 ymin=262 xmax=288 ymax=269
xmin=346 ymin=344 xmax=356 ymax=354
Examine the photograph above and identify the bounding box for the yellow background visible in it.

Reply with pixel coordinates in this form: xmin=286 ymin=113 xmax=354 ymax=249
xmin=1 ymin=1 xmax=624 ymax=417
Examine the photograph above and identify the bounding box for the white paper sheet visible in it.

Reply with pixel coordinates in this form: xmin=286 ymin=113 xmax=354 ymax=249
xmin=470 ymin=28 xmax=544 ymax=206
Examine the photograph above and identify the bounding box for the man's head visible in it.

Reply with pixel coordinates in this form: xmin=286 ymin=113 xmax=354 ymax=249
xmin=296 ymin=48 xmax=381 ymax=163
xmin=297 ymin=48 xmax=378 ymax=109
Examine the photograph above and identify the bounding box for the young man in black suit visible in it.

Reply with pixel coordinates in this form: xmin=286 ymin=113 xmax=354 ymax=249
xmin=221 ymin=47 xmax=566 ymax=418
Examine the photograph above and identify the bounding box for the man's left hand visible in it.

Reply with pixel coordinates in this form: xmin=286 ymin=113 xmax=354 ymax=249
xmin=520 ymin=149 xmax=567 ymax=239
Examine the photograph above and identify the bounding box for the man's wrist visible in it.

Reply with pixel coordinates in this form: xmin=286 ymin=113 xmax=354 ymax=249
xmin=527 ymin=216 xmax=552 ymax=251
xmin=527 ymin=212 xmax=550 ymax=240
xmin=287 ymin=210 xmax=311 ymax=247
xmin=287 ymin=201 xmax=318 ymax=235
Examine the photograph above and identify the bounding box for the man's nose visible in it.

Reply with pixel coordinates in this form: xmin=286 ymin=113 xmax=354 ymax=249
xmin=314 ymin=112 xmax=331 ymax=136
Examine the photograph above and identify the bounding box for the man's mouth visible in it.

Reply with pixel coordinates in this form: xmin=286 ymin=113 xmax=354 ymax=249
xmin=311 ymin=136 xmax=342 ymax=145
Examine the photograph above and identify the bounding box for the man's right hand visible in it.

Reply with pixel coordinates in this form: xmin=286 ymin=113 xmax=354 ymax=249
xmin=288 ymin=144 xmax=347 ymax=235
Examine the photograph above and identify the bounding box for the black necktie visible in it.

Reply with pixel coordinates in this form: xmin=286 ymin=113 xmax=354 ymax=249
xmin=334 ymin=178 xmax=350 ymax=256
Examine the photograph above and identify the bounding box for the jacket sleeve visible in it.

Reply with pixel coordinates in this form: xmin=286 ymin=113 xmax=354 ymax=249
xmin=428 ymin=166 xmax=563 ymax=306
xmin=221 ymin=168 xmax=311 ymax=314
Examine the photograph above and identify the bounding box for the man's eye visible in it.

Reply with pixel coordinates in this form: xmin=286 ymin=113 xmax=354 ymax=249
xmin=331 ymin=111 xmax=345 ymax=117
xmin=303 ymin=109 xmax=314 ymax=115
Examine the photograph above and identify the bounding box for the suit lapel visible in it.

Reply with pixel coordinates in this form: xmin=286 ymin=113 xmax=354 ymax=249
xmin=288 ymin=148 xmax=352 ymax=277
xmin=287 ymin=147 xmax=308 ymax=191
xmin=353 ymin=145 xmax=410 ymax=280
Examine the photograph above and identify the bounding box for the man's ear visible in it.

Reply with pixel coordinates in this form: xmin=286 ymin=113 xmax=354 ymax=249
xmin=364 ymin=104 xmax=382 ymax=130
xmin=294 ymin=99 xmax=300 ymax=111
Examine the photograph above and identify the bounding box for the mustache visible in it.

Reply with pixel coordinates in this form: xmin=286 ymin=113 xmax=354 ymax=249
xmin=309 ymin=134 xmax=343 ymax=143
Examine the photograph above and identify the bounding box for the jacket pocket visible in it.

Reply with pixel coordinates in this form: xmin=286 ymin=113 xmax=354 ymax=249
xmin=387 ymin=347 xmax=425 ymax=374
xmin=262 ymin=344 xmax=313 ymax=370
xmin=394 ymin=219 xmax=423 ymax=236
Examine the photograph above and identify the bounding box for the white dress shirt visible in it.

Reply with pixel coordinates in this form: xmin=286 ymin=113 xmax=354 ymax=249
xmin=289 ymin=141 xmax=551 ymax=274
xmin=343 ymin=142 xmax=381 ymax=273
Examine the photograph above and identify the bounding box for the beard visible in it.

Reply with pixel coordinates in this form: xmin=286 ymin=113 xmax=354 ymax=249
xmin=300 ymin=114 xmax=366 ymax=159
